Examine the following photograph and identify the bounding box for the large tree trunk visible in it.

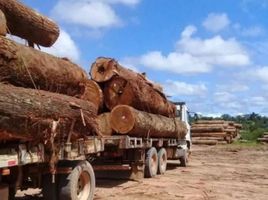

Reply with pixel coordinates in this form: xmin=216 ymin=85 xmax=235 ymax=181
xmin=110 ymin=105 xmax=187 ymax=139
xmin=103 ymin=76 xmax=175 ymax=117
xmin=0 ymin=36 xmax=88 ymax=96
xmin=97 ymin=113 xmax=113 ymax=136
xmin=0 ymin=83 xmax=99 ymax=142
xmin=79 ymin=80 xmax=104 ymax=112
xmin=0 ymin=0 xmax=59 ymax=47
xmin=191 ymin=126 xmax=225 ymax=133
xmin=0 ymin=9 xmax=6 ymax=36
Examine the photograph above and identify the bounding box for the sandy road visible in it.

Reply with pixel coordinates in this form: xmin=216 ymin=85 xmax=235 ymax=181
xmin=16 ymin=144 xmax=268 ymax=200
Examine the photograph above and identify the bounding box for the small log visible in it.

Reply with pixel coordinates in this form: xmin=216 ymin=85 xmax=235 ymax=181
xmin=191 ymin=132 xmax=227 ymax=137
xmin=104 ymin=76 xmax=175 ymax=117
xmin=0 ymin=0 xmax=59 ymax=47
xmin=0 ymin=36 xmax=88 ymax=96
xmin=192 ymin=124 xmax=228 ymax=128
xmin=0 ymin=9 xmax=6 ymax=36
xmin=191 ymin=126 xmax=224 ymax=133
xmin=97 ymin=113 xmax=113 ymax=136
xmin=79 ymin=79 xmax=104 ymax=111
xmin=110 ymin=105 xmax=187 ymax=139
xmin=192 ymin=140 xmax=218 ymax=145
xmin=192 ymin=137 xmax=225 ymax=141
xmin=0 ymin=83 xmax=98 ymax=142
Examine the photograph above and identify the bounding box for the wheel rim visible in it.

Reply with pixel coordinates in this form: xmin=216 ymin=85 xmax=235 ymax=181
xmin=151 ymin=153 xmax=158 ymax=174
xmin=77 ymin=171 xmax=91 ymax=200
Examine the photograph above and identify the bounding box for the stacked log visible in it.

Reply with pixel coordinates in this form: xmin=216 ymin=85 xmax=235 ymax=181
xmin=110 ymin=105 xmax=187 ymax=139
xmin=0 ymin=0 xmax=59 ymax=47
xmin=257 ymin=132 xmax=268 ymax=143
xmin=191 ymin=120 xmax=242 ymax=145
xmin=91 ymin=57 xmax=176 ymax=117
xmin=89 ymin=57 xmax=187 ymax=138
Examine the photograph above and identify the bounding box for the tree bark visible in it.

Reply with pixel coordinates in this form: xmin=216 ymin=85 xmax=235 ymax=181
xmin=0 ymin=9 xmax=6 ymax=36
xmin=97 ymin=113 xmax=113 ymax=136
xmin=192 ymin=137 xmax=225 ymax=141
xmin=104 ymin=76 xmax=175 ymax=117
xmin=0 ymin=0 xmax=59 ymax=47
xmin=192 ymin=140 xmax=218 ymax=145
xmin=0 ymin=83 xmax=99 ymax=142
xmin=79 ymin=80 xmax=103 ymax=112
xmin=0 ymin=36 xmax=88 ymax=96
xmin=110 ymin=105 xmax=187 ymax=139
xmin=191 ymin=126 xmax=225 ymax=133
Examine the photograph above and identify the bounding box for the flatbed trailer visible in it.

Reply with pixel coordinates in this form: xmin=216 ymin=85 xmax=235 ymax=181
xmin=0 ymin=134 xmax=188 ymax=200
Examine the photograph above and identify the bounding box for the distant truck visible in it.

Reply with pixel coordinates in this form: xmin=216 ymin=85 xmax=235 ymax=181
xmin=0 ymin=103 xmax=191 ymax=200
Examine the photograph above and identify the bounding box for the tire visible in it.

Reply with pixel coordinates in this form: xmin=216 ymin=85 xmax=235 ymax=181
xmin=42 ymin=174 xmax=57 ymax=200
xmin=157 ymin=148 xmax=167 ymax=175
xmin=179 ymin=155 xmax=187 ymax=167
xmin=58 ymin=161 xmax=95 ymax=200
xmin=144 ymin=147 xmax=158 ymax=178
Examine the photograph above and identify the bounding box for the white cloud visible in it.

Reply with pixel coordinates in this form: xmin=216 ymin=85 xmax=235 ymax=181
xmin=52 ymin=1 xmax=121 ymax=29
xmin=164 ymin=80 xmax=207 ymax=96
xmin=241 ymin=26 xmax=265 ymax=37
xmin=42 ymin=30 xmax=80 ymax=62
xmin=214 ymin=91 xmax=235 ymax=103
xmin=132 ymin=25 xmax=250 ymax=74
xmin=103 ymin=0 xmax=140 ymax=6
xmin=7 ymin=30 xmax=80 ymax=62
xmin=254 ymin=67 xmax=268 ymax=82
xmin=202 ymin=13 xmax=230 ymax=32
xmin=216 ymin=82 xmax=249 ymax=92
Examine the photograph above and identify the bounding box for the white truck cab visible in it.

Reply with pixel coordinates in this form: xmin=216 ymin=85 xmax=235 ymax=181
xmin=173 ymin=102 xmax=191 ymax=166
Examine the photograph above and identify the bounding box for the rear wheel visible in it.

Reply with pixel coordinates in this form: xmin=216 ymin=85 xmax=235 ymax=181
xmin=157 ymin=148 xmax=167 ymax=175
xmin=144 ymin=147 xmax=158 ymax=178
xmin=58 ymin=161 xmax=95 ymax=200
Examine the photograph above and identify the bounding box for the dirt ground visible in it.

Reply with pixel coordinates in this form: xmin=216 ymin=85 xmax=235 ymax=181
xmin=16 ymin=144 xmax=268 ymax=200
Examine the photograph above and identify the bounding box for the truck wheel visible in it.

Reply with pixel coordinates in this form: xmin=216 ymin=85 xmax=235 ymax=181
xmin=42 ymin=174 xmax=57 ymax=200
xmin=59 ymin=161 xmax=95 ymax=200
xmin=179 ymin=155 xmax=187 ymax=167
xmin=144 ymin=147 xmax=158 ymax=178
xmin=157 ymin=148 xmax=167 ymax=175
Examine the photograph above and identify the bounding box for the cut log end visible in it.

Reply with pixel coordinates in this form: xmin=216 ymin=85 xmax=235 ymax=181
xmin=97 ymin=113 xmax=113 ymax=136
xmin=104 ymin=76 xmax=134 ymax=110
xmin=90 ymin=57 xmax=116 ymax=82
xmin=0 ymin=9 xmax=6 ymax=36
xmin=110 ymin=105 xmax=135 ymax=134
xmin=80 ymin=80 xmax=104 ymax=111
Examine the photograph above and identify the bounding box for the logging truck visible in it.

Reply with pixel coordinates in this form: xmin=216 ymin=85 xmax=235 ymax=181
xmin=0 ymin=102 xmax=190 ymax=200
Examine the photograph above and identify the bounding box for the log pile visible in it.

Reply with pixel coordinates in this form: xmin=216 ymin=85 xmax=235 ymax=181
xmin=257 ymin=132 xmax=268 ymax=143
xmin=0 ymin=1 xmax=187 ymax=146
xmin=90 ymin=57 xmax=187 ymax=139
xmin=191 ymin=120 xmax=242 ymax=145
xmin=0 ymin=1 xmax=99 ymax=145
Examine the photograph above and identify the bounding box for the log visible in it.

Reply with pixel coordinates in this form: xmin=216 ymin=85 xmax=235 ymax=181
xmin=191 ymin=126 xmax=224 ymax=133
xmin=0 ymin=0 xmax=59 ymax=47
xmin=79 ymin=79 xmax=104 ymax=112
xmin=257 ymin=138 xmax=268 ymax=142
xmin=97 ymin=113 xmax=113 ymax=136
xmin=191 ymin=137 xmax=225 ymax=141
xmin=192 ymin=140 xmax=218 ymax=145
xmin=0 ymin=36 xmax=88 ymax=96
xmin=110 ymin=105 xmax=187 ymax=139
xmin=0 ymin=83 xmax=98 ymax=142
xmin=192 ymin=124 xmax=228 ymax=128
xmin=103 ymin=76 xmax=175 ymax=117
xmin=0 ymin=9 xmax=6 ymax=36
xmin=195 ymin=120 xmax=225 ymax=124
xmin=191 ymin=132 xmax=227 ymax=137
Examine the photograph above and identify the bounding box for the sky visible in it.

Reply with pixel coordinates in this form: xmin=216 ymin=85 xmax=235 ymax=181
xmin=20 ymin=0 xmax=268 ymax=116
